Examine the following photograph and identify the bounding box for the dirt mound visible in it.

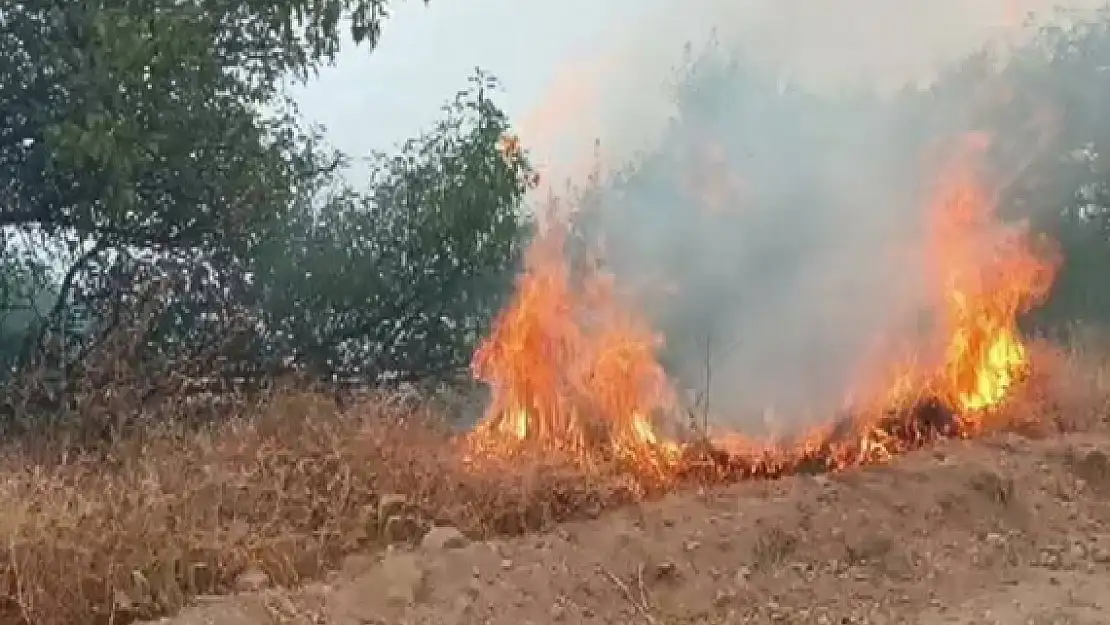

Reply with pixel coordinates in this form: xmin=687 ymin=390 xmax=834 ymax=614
xmin=154 ymin=431 xmax=1110 ymax=625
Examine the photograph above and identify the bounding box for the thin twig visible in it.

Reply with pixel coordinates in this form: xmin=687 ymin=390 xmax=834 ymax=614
xmin=703 ymin=332 xmax=712 ymax=434
xmin=601 ymin=566 xmax=657 ymax=625
xmin=636 ymin=563 xmax=651 ymax=608
xmin=7 ymin=537 xmax=34 ymax=625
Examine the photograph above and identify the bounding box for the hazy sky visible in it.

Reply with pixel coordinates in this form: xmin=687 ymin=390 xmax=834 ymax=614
xmin=293 ymin=0 xmax=1105 ymax=186
xmin=291 ymin=0 xmax=655 ymax=160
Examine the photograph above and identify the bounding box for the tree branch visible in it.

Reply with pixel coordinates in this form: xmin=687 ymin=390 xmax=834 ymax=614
xmin=23 ymin=239 xmax=111 ymax=363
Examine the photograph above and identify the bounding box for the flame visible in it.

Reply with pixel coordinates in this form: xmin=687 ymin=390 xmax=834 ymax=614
xmin=468 ymin=216 xmax=678 ymax=472
xmin=467 ymin=133 xmax=1059 ymax=482
xmin=927 ymin=135 xmax=1059 ymax=418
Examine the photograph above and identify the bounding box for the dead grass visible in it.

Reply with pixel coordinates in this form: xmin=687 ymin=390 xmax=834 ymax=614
xmin=0 ymin=333 xmax=1108 ymax=625
xmin=0 ymin=390 xmax=646 ymax=625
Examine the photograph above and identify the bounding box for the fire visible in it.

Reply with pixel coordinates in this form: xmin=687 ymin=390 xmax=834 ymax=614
xmin=468 ymin=218 xmax=678 ymax=472
xmin=467 ymin=133 xmax=1059 ymax=482
xmin=927 ymin=135 xmax=1059 ymax=418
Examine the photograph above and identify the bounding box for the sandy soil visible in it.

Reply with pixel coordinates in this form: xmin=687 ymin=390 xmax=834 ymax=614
xmin=152 ymin=430 xmax=1110 ymax=625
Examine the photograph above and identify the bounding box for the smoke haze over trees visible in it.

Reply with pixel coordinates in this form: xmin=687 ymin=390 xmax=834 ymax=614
xmin=569 ymin=7 xmax=1110 ymax=426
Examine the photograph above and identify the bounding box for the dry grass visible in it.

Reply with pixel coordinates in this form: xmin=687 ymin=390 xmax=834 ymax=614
xmin=0 ymin=390 xmax=646 ymax=625
xmin=0 ymin=333 xmax=1108 ymax=625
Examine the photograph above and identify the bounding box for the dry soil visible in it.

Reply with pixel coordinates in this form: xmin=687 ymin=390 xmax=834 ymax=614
xmin=152 ymin=431 xmax=1110 ymax=625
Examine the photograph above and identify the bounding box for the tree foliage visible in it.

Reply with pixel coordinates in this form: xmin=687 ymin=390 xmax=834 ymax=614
xmin=0 ymin=0 xmax=373 ymax=361
xmin=0 ymin=0 xmax=534 ymax=397
xmin=250 ymin=73 xmax=535 ymax=381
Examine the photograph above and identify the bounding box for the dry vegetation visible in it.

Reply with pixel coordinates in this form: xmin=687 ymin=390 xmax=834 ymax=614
xmin=0 ymin=385 xmax=646 ymax=625
xmin=0 ymin=333 xmax=1109 ymax=625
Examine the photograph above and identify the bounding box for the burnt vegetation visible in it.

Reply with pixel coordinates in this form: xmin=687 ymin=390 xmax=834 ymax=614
xmin=2 ymin=2 xmax=1110 ymax=624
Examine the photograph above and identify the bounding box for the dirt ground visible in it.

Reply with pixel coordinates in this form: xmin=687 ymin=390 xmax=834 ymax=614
xmin=152 ymin=430 xmax=1110 ymax=625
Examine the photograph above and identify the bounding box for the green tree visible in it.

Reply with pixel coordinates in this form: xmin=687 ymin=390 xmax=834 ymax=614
xmin=251 ymin=72 xmax=536 ymax=382
xmin=0 ymin=0 xmax=424 ymax=368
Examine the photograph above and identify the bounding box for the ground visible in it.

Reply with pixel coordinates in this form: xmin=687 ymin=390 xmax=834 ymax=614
xmin=152 ymin=430 xmax=1110 ymax=625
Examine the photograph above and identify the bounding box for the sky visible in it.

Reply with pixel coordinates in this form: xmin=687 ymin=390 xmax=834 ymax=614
xmin=293 ymin=0 xmax=1106 ymax=188
xmin=291 ymin=0 xmax=655 ymax=168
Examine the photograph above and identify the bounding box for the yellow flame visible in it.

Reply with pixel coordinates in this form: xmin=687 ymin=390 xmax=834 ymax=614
xmin=957 ymin=330 xmax=1026 ymax=411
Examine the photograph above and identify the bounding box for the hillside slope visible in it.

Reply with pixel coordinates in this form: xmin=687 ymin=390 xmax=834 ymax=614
xmin=153 ymin=430 xmax=1110 ymax=625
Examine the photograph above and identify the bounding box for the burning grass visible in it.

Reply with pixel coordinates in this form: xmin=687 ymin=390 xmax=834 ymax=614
xmin=0 ymin=338 xmax=1105 ymax=625
xmin=0 ymin=390 xmax=654 ymax=625
xmin=465 ymin=132 xmax=1062 ymax=477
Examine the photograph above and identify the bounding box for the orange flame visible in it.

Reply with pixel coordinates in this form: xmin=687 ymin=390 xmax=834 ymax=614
xmin=927 ymin=134 xmax=1059 ymax=419
xmin=469 ymin=217 xmax=678 ymax=472
xmin=468 ymin=133 xmax=1059 ymax=481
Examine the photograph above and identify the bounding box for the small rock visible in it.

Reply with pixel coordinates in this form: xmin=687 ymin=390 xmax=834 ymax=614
xmin=500 ymin=558 xmax=513 ymax=570
xmin=452 ymin=595 xmax=474 ymax=617
xmin=377 ymin=493 xmax=408 ymax=518
xmin=1077 ymin=450 xmax=1110 ymax=484
xmin=1038 ymin=549 xmax=1061 ymax=568
xmin=234 ymin=568 xmax=271 ymax=592
xmin=193 ymin=594 xmax=224 ymax=605
xmin=583 ymin=501 xmax=603 ymax=518
xmin=340 ymin=552 xmax=377 ymax=577
xmin=683 ymin=539 xmax=701 ymax=552
xmin=111 ymin=589 xmax=135 ymax=612
xmin=654 ymin=560 xmax=678 ymax=581
xmin=422 ymin=525 xmax=468 ymax=550
xmin=735 ymin=566 xmax=752 ymax=582
xmin=379 ymin=553 xmax=428 ymax=606
xmin=713 ymin=588 xmax=737 ymax=608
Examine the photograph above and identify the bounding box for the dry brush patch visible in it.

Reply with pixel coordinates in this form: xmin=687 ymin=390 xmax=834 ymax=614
xmin=0 ymin=391 xmax=645 ymax=625
xmin=0 ymin=338 xmax=1107 ymax=625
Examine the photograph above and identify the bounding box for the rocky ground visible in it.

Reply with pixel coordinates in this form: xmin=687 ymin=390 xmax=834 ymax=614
xmin=153 ymin=430 xmax=1110 ymax=625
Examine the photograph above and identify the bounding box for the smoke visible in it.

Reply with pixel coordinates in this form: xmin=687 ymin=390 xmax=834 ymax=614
xmin=516 ymin=0 xmax=1104 ymax=432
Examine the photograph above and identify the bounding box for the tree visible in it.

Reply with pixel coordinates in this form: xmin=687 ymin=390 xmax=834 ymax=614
xmin=0 ymin=0 xmax=424 ymax=368
xmin=0 ymin=248 xmax=55 ymax=375
xmin=250 ymin=72 xmax=536 ymax=382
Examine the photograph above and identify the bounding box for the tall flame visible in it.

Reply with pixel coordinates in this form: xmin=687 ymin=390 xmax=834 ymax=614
xmin=468 ymin=133 xmax=1060 ymax=479
xmin=469 ymin=218 xmax=678 ymax=471
xmin=927 ymin=135 xmax=1059 ymax=417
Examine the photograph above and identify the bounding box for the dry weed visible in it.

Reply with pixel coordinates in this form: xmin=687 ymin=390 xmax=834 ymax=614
xmin=0 ymin=390 xmax=641 ymax=625
xmin=751 ymin=526 xmax=798 ymax=570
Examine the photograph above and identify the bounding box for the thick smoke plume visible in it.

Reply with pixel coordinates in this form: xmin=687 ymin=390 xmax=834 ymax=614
xmin=513 ymin=0 xmax=1104 ymax=433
